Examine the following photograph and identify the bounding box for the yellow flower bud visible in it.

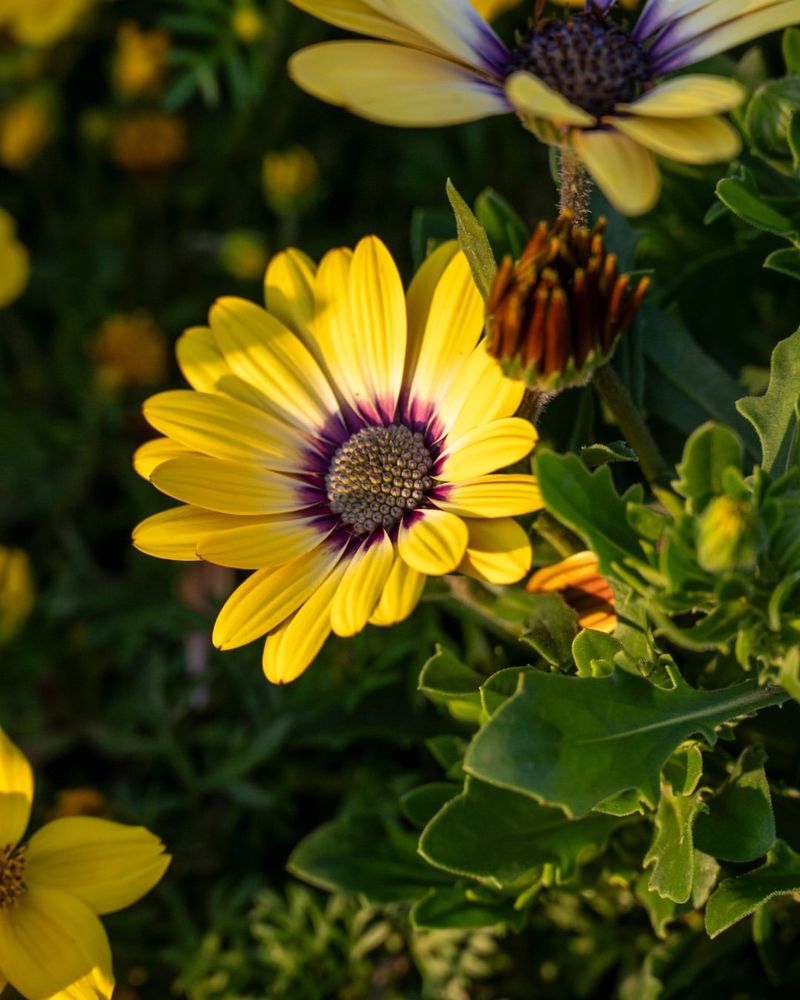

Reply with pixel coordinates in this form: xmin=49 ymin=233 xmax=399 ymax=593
xmin=697 ymin=496 xmax=760 ymax=574
xmin=219 ymin=230 xmax=269 ymax=281
xmin=0 ymin=92 xmax=53 ymax=171
xmin=232 ymin=3 xmax=266 ymax=44
xmin=93 ymin=313 xmax=168 ymax=390
xmin=0 ymin=209 xmax=30 ymax=308
xmin=112 ymin=22 xmax=170 ymax=99
xmin=0 ymin=547 xmax=35 ymax=644
xmin=262 ymin=146 xmax=320 ymax=215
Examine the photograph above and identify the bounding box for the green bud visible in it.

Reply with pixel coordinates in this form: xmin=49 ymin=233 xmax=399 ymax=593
xmin=745 ymin=77 xmax=800 ymax=173
xmin=697 ymin=497 xmax=760 ymax=574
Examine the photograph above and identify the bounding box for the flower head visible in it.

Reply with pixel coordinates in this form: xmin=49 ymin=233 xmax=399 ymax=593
xmin=134 ymin=237 xmax=543 ymax=683
xmin=288 ymin=0 xmax=800 ymax=214
xmin=527 ymin=549 xmax=617 ymax=632
xmin=0 ymin=729 xmax=170 ymax=1000
xmin=0 ymin=209 xmax=30 ymax=308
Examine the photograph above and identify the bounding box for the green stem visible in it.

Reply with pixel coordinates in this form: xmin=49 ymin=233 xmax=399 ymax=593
xmin=558 ymin=148 xmax=592 ymax=226
xmin=593 ymin=363 xmax=672 ymax=489
xmin=445 ymin=577 xmax=524 ymax=645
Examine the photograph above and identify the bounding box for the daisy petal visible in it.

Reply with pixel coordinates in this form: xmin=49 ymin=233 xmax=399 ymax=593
xmin=607 ymin=114 xmax=741 ymax=164
xmin=459 ymin=517 xmax=532 ymax=584
xmin=212 ymin=543 xmax=343 ymax=649
xmin=0 ymin=728 xmax=32 ymax=848
xmin=0 ymin=887 xmax=113 ymax=1000
xmin=506 ymin=71 xmax=596 ymax=127
xmin=133 ymin=438 xmax=194 ymax=480
xmin=437 ymin=417 xmax=537 ymax=480
xmin=571 ymin=128 xmax=661 ymax=217
xmin=197 ymin=517 xmax=329 ymax=569
xmin=288 ymin=0 xmax=434 ymax=49
xmin=175 ymin=326 xmax=229 ymax=393
xmin=405 ymin=241 xmax=460 ymax=376
xmin=151 ymin=457 xmax=305 ymax=515
xmin=262 ymin=562 xmax=349 ymax=684
xmin=26 ymin=817 xmax=170 ymax=915
xmin=289 ymin=42 xmax=510 ymax=127
xmin=133 ymin=506 xmax=269 ymax=561
xmin=399 ymin=508 xmax=469 ymax=575
xmin=436 ymin=474 xmax=543 ymax=517
xmin=331 ymin=532 xmax=395 ymax=636
xmin=369 ymin=557 xmax=426 ymax=626
xmin=472 ymin=0 xmax=521 ymax=19
xmin=618 ymin=75 xmax=745 ymax=118
xmin=438 ymin=342 xmax=525 ymax=438
xmin=264 ymin=248 xmax=317 ymax=342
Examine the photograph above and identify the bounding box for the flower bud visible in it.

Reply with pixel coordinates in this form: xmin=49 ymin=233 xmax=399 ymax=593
xmin=697 ymin=496 xmax=760 ymax=574
xmin=745 ymin=77 xmax=800 ymax=173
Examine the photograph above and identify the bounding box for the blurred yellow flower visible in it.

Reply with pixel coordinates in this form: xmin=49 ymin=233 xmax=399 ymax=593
xmin=0 ymin=729 xmax=170 ymax=1000
xmin=112 ymin=22 xmax=171 ymax=99
xmin=0 ymin=209 xmax=30 ymax=308
xmin=110 ymin=111 xmax=187 ymax=173
xmin=0 ymin=92 xmax=53 ymax=171
xmin=262 ymin=146 xmax=320 ymax=215
xmin=50 ymin=788 xmax=108 ymax=820
xmin=527 ymin=550 xmax=617 ymax=633
xmin=93 ymin=312 xmax=168 ymax=389
xmin=219 ymin=230 xmax=269 ymax=281
xmin=232 ymin=2 xmax=266 ymax=43
xmin=0 ymin=0 xmax=95 ymax=47
xmin=0 ymin=546 xmax=34 ymax=644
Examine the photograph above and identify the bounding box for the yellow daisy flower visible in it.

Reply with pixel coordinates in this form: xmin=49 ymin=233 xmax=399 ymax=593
xmin=133 ymin=237 xmax=543 ymax=684
xmin=0 ymin=0 xmax=95 ymax=47
xmin=0 ymin=729 xmax=170 ymax=1000
xmin=288 ymin=0 xmax=800 ymax=215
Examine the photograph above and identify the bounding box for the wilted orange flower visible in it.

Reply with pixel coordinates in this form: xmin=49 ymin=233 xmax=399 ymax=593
xmin=110 ymin=112 xmax=187 ymax=173
xmin=93 ymin=313 xmax=168 ymax=389
xmin=527 ymin=550 xmax=617 ymax=632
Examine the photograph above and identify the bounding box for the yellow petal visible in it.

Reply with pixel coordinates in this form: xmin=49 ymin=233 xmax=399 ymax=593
xmin=150 ymin=456 xmax=305 ymax=516
xmin=25 ymin=817 xmax=170 ymax=916
xmin=143 ymin=390 xmax=307 ymax=469
xmin=438 ymin=342 xmax=525 ymax=438
xmin=262 ymin=562 xmax=348 ymax=684
xmin=133 ymin=506 xmax=269 ymax=562
xmin=437 ymin=417 xmax=537 ymax=481
xmin=132 ymin=438 xmax=193 ymax=481
xmin=0 ymin=887 xmax=113 ymax=1000
xmin=606 ymin=113 xmax=742 ymax=164
xmin=571 ymin=128 xmax=661 ymax=217
xmin=385 ymin=0 xmax=509 ymax=73
xmin=210 ymin=297 xmax=340 ymax=432
xmin=459 ymin=517 xmax=532 ymax=584
xmin=369 ymin=557 xmax=425 ymax=627
xmin=527 ymin=550 xmax=601 ymax=591
xmin=175 ymin=326 xmax=230 ymax=393
xmin=0 ymin=728 xmax=32 ymax=848
xmin=263 ymin=248 xmax=317 ymax=342
xmin=435 ymin=474 xmax=543 ymax=517
xmin=405 ymin=250 xmax=484 ymax=412
xmin=618 ymin=75 xmax=745 ymax=118
xmin=330 ymin=533 xmax=394 ymax=636
xmin=197 ymin=517 xmax=329 ymax=569
xmin=289 ymin=42 xmax=510 ymax=127
xmin=287 ymin=0 xmax=432 ymax=49
xmin=348 ymin=236 xmax=407 ymax=418
xmin=471 ymin=0 xmax=519 ymax=19
xmin=405 ymin=241 xmax=460 ymax=377
xmin=212 ymin=543 xmax=343 ymax=649
xmin=398 ymin=508 xmax=468 ymax=575
xmin=505 ymin=71 xmax=596 ymax=127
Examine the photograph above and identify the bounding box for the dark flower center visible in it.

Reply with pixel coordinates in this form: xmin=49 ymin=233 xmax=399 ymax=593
xmin=0 ymin=844 xmax=27 ymax=908
xmin=510 ymin=14 xmax=650 ymax=118
xmin=326 ymin=424 xmax=434 ymax=536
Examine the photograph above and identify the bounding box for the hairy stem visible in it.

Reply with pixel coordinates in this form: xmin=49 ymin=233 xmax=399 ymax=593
xmin=558 ymin=148 xmax=592 ymax=225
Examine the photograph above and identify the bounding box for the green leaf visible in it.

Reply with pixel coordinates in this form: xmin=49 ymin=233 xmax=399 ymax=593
xmin=764 ymin=247 xmax=800 ymax=281
xmin=464 ymin=670 xmax=788 ymax=817
xmin=480 ymin=667 xmax=529 ymax=717
xmin=705 ymin=840 xmax=800 ymax=937
xmin=535 ymin=450 xmax=645 ymax=578
xmin=572 ymin=629 xmax=623 ymax=678
xmin=736 ymin=328 xmax=800 ymax=474
xmin=419 ymin=777 xmax=620 ymax=884
xmin=445 ymin=178 xmax=497 ymax=301
xmin=411 ymin=884 xmax=525 ymax=931
xmin=674 ymin=423 xmax=744 ymax=512
xmin=418 ymin=647 xmax=483 ymax=724
xmin=715 ymin=178 xmax=797 ymax=238
xmin=519 ymin=592 xmax=578 ymax=669
xmin=580 ymin=441 xmax=639 ymax=468
xmin=288 ymin=810 xmax=451 ymax=904
xmin=401 ymin=783 xmax=460 ymax=829
xmin=636 ymin=851 xmax=720 ymax=938
xmin=663 ymin=746 xmax=704 ymax=796
xmin=474 ymin=188 xmax=528 ymax=262
xmin=426 ymin=734 xmax=468 ymax=777
xmin=694 ymin=747 xmax=776 ymax=862
xmin=644 ymin=783 xmax=705 ymax=903
xmin=782 ymin=26 xmax=800 ymax=75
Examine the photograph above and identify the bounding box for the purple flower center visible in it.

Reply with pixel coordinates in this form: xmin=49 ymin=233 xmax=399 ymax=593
xmin=510 ymin=14 xmax=650 ymax=118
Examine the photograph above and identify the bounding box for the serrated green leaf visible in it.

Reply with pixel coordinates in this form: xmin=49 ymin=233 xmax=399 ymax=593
xmin=419 ymin=777 xmax=620 ymax=884
xmin=694 ymin=746 xmax=776 ymax=862
xmin=737 ymin=328 xmax=800 ymax=474
xmin=663 ymin=746 xmax=704 ymax=796
xmin=645 ymin=783 xmax=705 ymax=903
xmin=464 ymin=670 xmax=788 ymax=817
xmin=572 ymin=629 xmax=622 ymax=678
xmin=520 ymin=592 xmax=578 ymax=668
xmin=580 ymin=441 xmax=639 ymax=468
xmin=705 ymin=840 xmax=800 ymax=937
xmin=674 ymin=423 xmax=743 ymax=512
xmin=411 ymin=884 xmax=525 ymax=931
xmin=418 ymin=646 xmax=483 ymax=723
xmin=480 ymin=666 xmax=529 ymax=717
xmin=445 ymin=178 xmax=497 ymax=301
xmin=716 ymin=178 xmax=797 ymax=237
xmin=401 ymin=783 xmax=460 ymax=829
xmin=636 ymin=850 xmax=720 ymax=938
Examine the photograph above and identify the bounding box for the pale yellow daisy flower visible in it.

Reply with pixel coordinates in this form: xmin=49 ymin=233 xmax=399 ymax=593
xmin=0 ymin=0 xmax=95 ymax=46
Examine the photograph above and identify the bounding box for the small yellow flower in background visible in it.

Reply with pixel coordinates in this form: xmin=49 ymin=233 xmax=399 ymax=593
xmin=0 ymin=92 xmax=53 ymax=171
xmin=288 ymin=0 xmax=800 ymax=215
xmin=93 ymin=312 xmax=168 ymax=390
xmin=232 ymin=2 xmax=267 ymax=44
xmin=0 ymin=209 xmax=30 ymax=308
xmin=0 ymin=546 xmax=34 ymax=644
xmin=262 ymin=146 xmax=320 ymax=215
xmin=112 ymin=22 xmax=171 ymax=100
xmin=0 ymin=0 xmax=95 ymax=47
xmin=109 ymin=111 xmax=187 ymax=173
xmin=133 ymin=237 xmax=543 ymax=684
xmin=219 ymin=229 xmax=270 ymax=281
xmin=50 ymin=788 xmax=108 ymax=820
xmin=528 ymin=550 xmax=617 ymax=632
xmin=0 ymin=728 xmax=170 ymax=1000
